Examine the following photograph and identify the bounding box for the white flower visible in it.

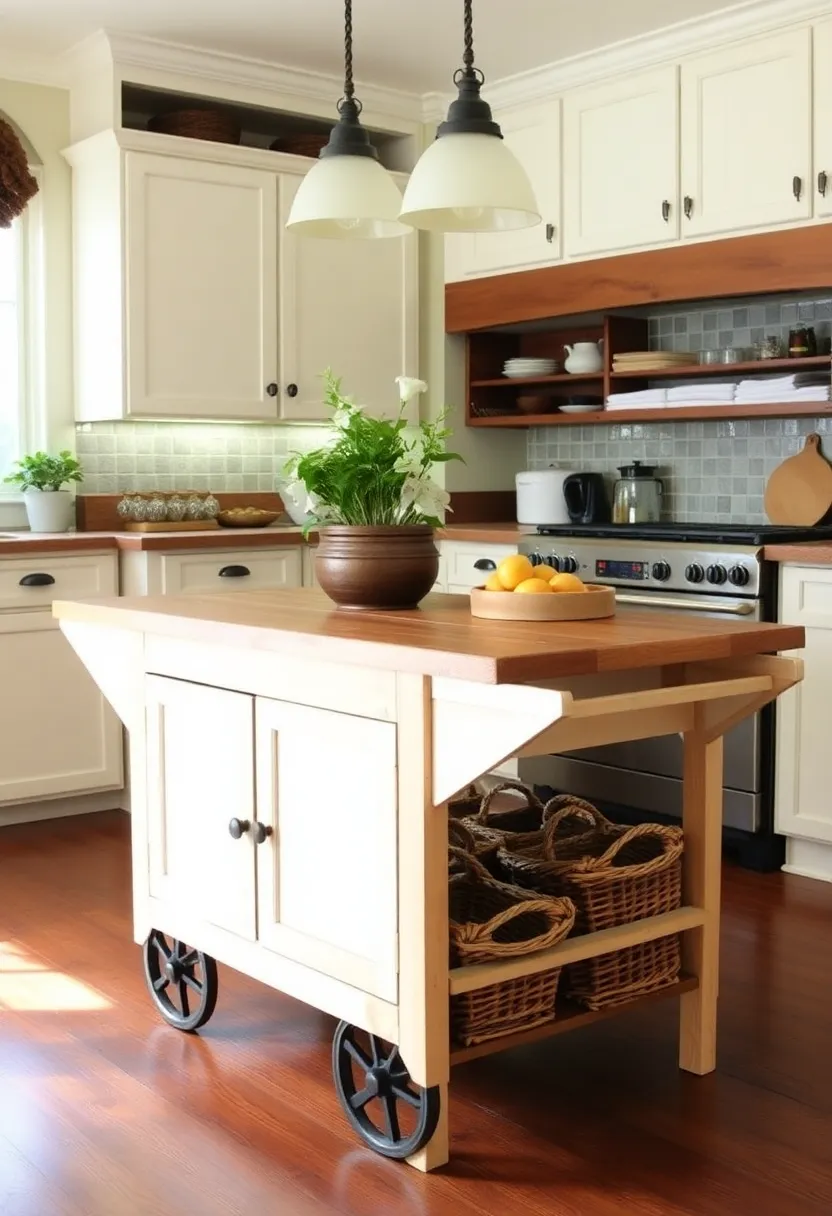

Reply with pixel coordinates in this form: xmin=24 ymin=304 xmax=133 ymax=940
xmin=400 ymin=473 xmax=449 ymax=519
xmin=396 ymin=376 xmax=428 ymax=405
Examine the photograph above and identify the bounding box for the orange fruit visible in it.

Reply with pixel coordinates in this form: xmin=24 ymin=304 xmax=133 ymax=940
xmin=483 ymin=572 xmax=504 ymax=591
xmin=531 ymin=563 xmax=557 ymax=581
xmin=549 ymin=572 xmax=586 ymax=593
xmin=496 ymin=554 xmax=535 ymax=590
xmin=514 ymin=578 xmax=555 ymax=594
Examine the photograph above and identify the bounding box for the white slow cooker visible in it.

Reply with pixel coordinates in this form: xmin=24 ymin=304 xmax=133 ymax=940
xmin=515 ymin=468 xmax=576 ymax=526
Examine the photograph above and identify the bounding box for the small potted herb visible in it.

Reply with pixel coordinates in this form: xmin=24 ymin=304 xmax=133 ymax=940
xmin=4 ymin=450 xmax=83 ymax=532
xmin=283 ymin=372 xmax=461 ymax=609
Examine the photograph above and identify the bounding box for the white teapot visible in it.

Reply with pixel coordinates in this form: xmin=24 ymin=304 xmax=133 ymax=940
xmin=564 ymin=340 xmax=603 ymax=374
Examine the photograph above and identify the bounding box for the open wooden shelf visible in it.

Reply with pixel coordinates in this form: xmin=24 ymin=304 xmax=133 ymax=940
xmin=471 ymin=372 xmax=603 ymax=388
xmin=610 ymin=354 xmax=831 ymax=380
xmin=469 ymin=401 xmax=832 ymax=428
xmin=450 ymin=976 xmax=698 ymax=1065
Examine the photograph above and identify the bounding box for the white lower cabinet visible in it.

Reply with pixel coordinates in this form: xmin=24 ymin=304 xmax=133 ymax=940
xmin=776 ymin=565 xmax=832 ymax=879
xmin=144 ymin=675 xmax=398 ymax=999
xmin=120 ymin=546 xmax=303 ymax=596
xmin=0 ymin=553 xmax=123 ymax=808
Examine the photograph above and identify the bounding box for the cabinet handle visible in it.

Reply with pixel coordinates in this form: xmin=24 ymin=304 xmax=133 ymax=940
xmin=661 ymin=200 xmax=670 ymax=222
xmin=819 ymin=170 xmax=828 ymax=197
xmin=228 ymin=818 xmax=251 ymax=839
xmin=253 ymin=822 xmax=273 ymax=845
xmin=473 ymin=558 xmax=497 ymax=571
xmin=266 ymin=382 xmax=279 ymax=397
xmin=545 ymin=222 xmax=555 ymax=243
xmin=218 ymin=564 xmax=251 ymax=578
xmin=18 ymin=572 xmax=55 ymax=587
xmin=683 ymin=196 xmax=693 ymax=219
xmin=793 ymin=175 xmax=803 ymax=202
xmin=286 ymin=383 xmax=298 ymax=398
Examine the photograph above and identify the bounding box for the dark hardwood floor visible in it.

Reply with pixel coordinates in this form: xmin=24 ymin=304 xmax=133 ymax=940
xmin=1 ymin=810 xmax=831 ymax=1215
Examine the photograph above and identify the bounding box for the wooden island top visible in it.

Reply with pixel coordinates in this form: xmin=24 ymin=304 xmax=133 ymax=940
xmin=53 ymin=587 xmax=804 ymax=685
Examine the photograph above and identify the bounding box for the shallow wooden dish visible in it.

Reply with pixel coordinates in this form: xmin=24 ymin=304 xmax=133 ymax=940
xmin=470 ymin=583 xmax=616 ymax=621
xmin=217 ymin=509 xmax=281 ymax=529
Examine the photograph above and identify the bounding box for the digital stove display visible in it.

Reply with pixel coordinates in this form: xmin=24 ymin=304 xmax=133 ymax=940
xmin=596 ymin=559 xmax=648 ymax=581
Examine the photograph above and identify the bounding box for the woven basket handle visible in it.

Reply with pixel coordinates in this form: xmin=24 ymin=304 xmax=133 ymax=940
xmin=475 ymin=780 xmax=544 ymax=826
xmin=447 ymin=844 xmax=493 ymax=881
xmin=448 ymin=819 xmax=478 ymax=853
xmin=541 ymin=798 xmax=610 ymax=859
xmin=574 ymin=822 xmax=684 ymax=874
xmin=459 ymin=896 xmax=575 ymax=957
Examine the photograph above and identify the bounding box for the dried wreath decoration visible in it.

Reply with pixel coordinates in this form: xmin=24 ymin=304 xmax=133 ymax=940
xmin=0 ymin=118 xmax=39 ymax=229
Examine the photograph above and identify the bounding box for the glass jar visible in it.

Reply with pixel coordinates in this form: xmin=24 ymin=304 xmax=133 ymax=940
xmin=130 ymin=494 xmax=150 ymax=522
xmin=185 ymin=494 xmax=205 ymax=520
xmin=202 ymin=492 xmax=220 ymax=519
xmin=758 ymin=336 xmax=782 ymax=359
xmin=146 ymin=493 xmax=168 ymax=522
xmin=116 ymin=494 xmax=134 ymax=521
xmin=166 ymin=493 xmax=187 ymax=522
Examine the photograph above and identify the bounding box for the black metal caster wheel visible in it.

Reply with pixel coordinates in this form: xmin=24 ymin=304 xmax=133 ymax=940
xmin=142 ymin=930 xmax=218 ymax=1033
xmin=332 ymin=1021 xmax=441 ymax=1159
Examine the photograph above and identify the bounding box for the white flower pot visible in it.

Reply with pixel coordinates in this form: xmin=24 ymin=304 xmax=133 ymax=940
xmin=24 ymin=489 xmax=74 ymax=533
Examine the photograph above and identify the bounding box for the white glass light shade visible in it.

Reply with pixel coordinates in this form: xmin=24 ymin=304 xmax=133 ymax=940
xmin=285 ymin=154 xmax=410 ymax=239
xmin=399 ymin=132 xmax=540 ymax=232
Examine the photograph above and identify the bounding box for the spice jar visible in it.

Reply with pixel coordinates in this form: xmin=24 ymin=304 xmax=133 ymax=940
xmin=789 ymin=327 xmax=810 ymax=358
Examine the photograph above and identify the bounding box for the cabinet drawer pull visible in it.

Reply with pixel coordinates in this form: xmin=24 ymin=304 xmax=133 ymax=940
xmin=218 ymin=564 xmax=251 ymax=578
xmin=228 ymin=818 xmax=251 ymax=839
xmin=793 ymin=175 xmax=803 ymax=202
xmin=473 ymin=558 xmax=497 ymax=571
xmin=661 ymin=200 xmax=671 ymax=222
xmin=266 ymin=382 xmax=279 ymax=397
xmin=545 ymin=222 xmax=555 ymax=243
xmin=19 ymin=572 xmax=56 ymax=587
xmin=819 ymin=170 xmax=828 ymax=197
xmin=286 ymin=383 xmax=298 ymax=398
xmin=683 ymin=196 xmax=693 ymax=219
xmin=253 ymin=822 xmax=273 ymax=845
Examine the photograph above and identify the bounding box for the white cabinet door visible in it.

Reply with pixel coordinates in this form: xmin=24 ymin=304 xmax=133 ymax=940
xmin=153 ymin=548 xmax=302 ymax=596
xmin=255 ymin=697 xmax=398 ymax=1001
xmin=813 ymin=18 xmax=832 ymax=218
xmin=443 ymin=542 xmax=518 ymax=591
xmin=0 ymin=613 xmax=122 ymax=805
xmin=279 ymin=174 xmax=419 ymax=422
xmin=563 ymin=67 xmax=679 ymax=257
xmin=125 ymin=153 xmax=279 ymax=420
xmin=145 ymin=676 xmax=256 ymax=939
xmin=680 ymin=30 xmax=811 ymax=238
xmin=776 ymin=566 xmax=832 ymax=846
xmin=445 ymin=101 xmax=561 ymax=281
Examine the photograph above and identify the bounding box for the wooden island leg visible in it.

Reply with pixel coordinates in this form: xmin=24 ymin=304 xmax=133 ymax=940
xmin=396 ymin=674 xmax=450 ymax=1172
xmin=679 ymin=717 xmax=724 ymax=1075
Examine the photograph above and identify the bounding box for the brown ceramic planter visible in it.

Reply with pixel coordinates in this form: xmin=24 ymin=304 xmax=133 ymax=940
xmin=315 ymin=525 xmax=439 ymax=610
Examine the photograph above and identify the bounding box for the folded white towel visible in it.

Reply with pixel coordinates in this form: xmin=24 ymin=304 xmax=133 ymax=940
xmin=606 ymin=389 xmax=667 ymax=405
xmin=735 ymin=386 xmax=830 ymax=401
xmin=667 ymin=382 xmax=736 ymax=401
xmin=605 ymin=401 xmax=666 ymax=411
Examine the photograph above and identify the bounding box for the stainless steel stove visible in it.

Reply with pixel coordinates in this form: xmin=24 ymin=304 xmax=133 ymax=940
xmin=516 ymin=521 xmax=832 ymax=869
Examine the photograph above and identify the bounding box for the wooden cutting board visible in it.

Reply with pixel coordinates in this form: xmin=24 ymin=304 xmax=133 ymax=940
xmin=764 ymin=433 xmax=832 ymax=525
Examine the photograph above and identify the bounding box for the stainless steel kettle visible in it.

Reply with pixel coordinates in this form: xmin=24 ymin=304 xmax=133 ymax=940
xmin=612 ymin=461 xmax=663 ymax=524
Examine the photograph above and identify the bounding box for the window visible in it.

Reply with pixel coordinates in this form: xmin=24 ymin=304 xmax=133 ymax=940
xmin=0 ymin=220 xmax=22 ymax=480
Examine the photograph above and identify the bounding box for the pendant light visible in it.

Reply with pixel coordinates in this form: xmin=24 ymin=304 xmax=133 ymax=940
xmin=399 ymin=0 xmax=540 ymax=233
xmin=286 ymin=0 xmax=409 ymax=239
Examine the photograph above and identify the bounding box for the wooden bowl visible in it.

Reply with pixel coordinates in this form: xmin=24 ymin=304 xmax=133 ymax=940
xmin=217 ymin=509 xmax=281 ymax=529
xmin=516 ymin=394 xmax=556 ymax=415
xmin=470 ymin=583 xmax=616 ymax=621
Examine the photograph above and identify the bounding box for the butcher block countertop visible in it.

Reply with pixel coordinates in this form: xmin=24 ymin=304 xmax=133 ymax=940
xmin=764 ymin=541 xmax=832 ymax=564
xmin=53 ymin=588 xmax=803 ymax=685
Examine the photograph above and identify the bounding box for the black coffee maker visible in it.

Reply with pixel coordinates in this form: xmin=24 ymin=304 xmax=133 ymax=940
xmin=563 ymin=473 xmax=610 ymax=524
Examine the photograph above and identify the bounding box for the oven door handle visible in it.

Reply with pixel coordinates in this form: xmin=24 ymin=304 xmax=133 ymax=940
xmin=615 ymin=593 xmax=755 ymax=616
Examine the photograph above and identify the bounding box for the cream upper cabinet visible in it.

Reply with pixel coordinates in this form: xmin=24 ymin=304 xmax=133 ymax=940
xmin=279 ymin=174 xmax=419 ymax=422
xmin=680 ymin=29 xmax=812 ymax=238
xmin=444 ymin=101 xmax=561 ymax=282
xmin=813 ymin=18 xmax=832 ymax=219
xmin=124 ymin=153 xmax=279 ymax=421
xmin=562 ymin=67 xmax=679 ymax=258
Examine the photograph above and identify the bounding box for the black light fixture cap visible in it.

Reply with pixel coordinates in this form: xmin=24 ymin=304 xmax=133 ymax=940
xmin=319 ymin=97 xmax=379 ymax=160
xmin=437 ymin=69 xmax=503 ymax=139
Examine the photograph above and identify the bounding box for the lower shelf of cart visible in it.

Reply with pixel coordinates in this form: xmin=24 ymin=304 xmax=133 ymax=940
xmin=450 ymin=975 xmax=698 ymax=1065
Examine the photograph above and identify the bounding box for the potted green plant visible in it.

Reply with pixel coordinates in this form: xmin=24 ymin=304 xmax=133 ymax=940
xmin=284 ymin=372 xmax=461 ymax=609
xmin=4 ymin=450 xmax=83 ymax=533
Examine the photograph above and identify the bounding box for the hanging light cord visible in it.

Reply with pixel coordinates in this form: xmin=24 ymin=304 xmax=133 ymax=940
xmin=456 ymin=0 xmax=484 ymax=86
xmin=339 ymin=0 xmax=363 ymax=115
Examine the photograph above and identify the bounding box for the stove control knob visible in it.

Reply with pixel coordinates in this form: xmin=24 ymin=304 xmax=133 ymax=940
xmin=706 ymin=564 xmax=728 ymax=585
xmin=652 ymin=561 xmax=671 ymax=582
xmin=548 ymin=553 xmax=562 ymax=572
xmin=729 ymin=564 xmax=750 ymax=587
xmin=685 ymin=562 xmax=705 ymax=584
xmin=528 ymin=551 xmax=543 ymax=566
xmin=561 ymin=555 xmax=579 ymax=574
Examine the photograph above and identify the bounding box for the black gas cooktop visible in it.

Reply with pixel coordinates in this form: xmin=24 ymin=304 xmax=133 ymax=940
xmin=535 ymin=522 xmax=832 ymax=545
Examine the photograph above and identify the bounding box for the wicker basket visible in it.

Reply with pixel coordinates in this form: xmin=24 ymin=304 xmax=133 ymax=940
xmin=500 ymin=802 xmax=684 ymax=1011
xmin=269 ymin=132 xmax=329 ymax=158
xmin=448 ymin=819 xmax=500 ymax=876
xmin=448 ymin=783 xmax=485 ymax=819
xmin=149 ymin=109 xmax=241 ymax=145
xmin=449 ymin=849 xmax=576 ymax=1046
xmin=459 ymin=781 xmax=550 ymax=853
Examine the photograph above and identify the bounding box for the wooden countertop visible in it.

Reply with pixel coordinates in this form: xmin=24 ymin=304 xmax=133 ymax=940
xmin=53 ymin=588 xmax=803 ymax=685
xmin=764 ymin=541 xmax=832 ymax=564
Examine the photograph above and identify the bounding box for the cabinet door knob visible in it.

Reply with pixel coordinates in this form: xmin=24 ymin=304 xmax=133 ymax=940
xmin=683 ymin=196 xmax=693 ymax=219
xmin=253 ymin=822 xmax=273 ymax=845
xmin=19 ymin=572 xmax=56 ymax=587
xmin=266 ymin=382 xmax=279 ymax=397
xmin=473 ymin=558 xmax=497 ymax=571
xmin=545 ymin=222 xmax=555 ymax=243
xmin=819 ymin=170 xmax=828 ymax=197
xmin=661 ymin=200 xmax=670 ymax=222
xmin=286 ymin=383 xmax=298 ymax=398
xmin=218 ymin=564 xmax=251 ymax=578
xmin=793 ymin=175 xmax=803 ymax=202
xmin=228 ymin=818 xmax=251 ymax=839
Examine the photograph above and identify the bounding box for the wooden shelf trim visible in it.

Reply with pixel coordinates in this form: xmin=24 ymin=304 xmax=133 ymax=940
xmin=450 ymin=976 xmax=699 ymax=1065
xmin=468 ymin=401 xmax=832 ymax=427
xmin=610 ymin=355 xmax=831 ymax=380
xmin=448 ymin=906 xmax=706 ymax=996
xmin=471 ymin=372 xmax=603 ymax=388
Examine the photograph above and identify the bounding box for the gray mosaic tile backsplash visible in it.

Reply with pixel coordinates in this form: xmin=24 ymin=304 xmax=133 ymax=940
xmin=529 ymin=292 xmax=832 ymax=524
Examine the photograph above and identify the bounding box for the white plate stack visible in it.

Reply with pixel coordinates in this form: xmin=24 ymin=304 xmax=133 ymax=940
xmin=503 ymin=357 xmax=558 ymax=379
